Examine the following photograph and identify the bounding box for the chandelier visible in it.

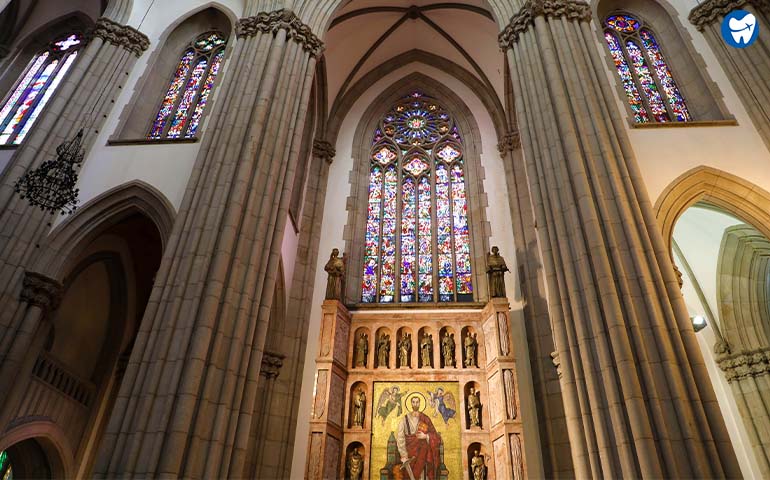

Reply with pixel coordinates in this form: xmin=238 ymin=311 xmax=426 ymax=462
xmin=14 ymin=129 xmax=84 ymax=215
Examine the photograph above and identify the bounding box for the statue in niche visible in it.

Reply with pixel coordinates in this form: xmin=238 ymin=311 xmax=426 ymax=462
xmin=398 ymin=333 xmax=411 ymax=367
xmin=441 ymin=332 xmax=456 ymax=367
xmin=467 ymin=386 xmax=481 ymax=427
xmin=471 ymin=450 xmax=487 ymax=480
xmin=377 ymin=333 xmax=390 ymax=368
xmin=324 ymin=248 xmax=345 ymax=300
xmin=464 ymin=332 xmax=478 ymax=367
xmin=352 ymin=388 xmax=366 ymax=427
xmin=486 ymin=246 xmax=509 ymax=298
xmin=420 ymin=333 xmax=433 ymax=368
xmin=347 ymin=447 xmax=364 ymax=480
xmin=354 ymin=332 xmax=368 ymax=367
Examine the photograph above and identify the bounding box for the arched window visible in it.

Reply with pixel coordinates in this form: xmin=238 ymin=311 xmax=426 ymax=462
xmin=604 ymin=13 xmax=691 ymax=123
xmin=148 ymin=31 xmax=226 ymax=140
xmin=362 ymin=92 xmax=472 ymax=304
xmin=0 ymin=33 xmax=83 ymax=145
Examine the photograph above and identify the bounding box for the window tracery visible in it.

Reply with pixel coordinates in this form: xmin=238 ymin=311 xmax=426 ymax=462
xmin=148 ymin=31 xmax=226 ymax=139
xmin=604 ymin=13 xmax=691 ymax=123
xmin=362 ymin=92 xmax=472 ymax=304
xmin=0 ymin=34 xmax=83 ymax=145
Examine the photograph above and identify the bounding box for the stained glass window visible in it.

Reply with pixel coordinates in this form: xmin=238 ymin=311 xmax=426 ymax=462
xmin=604 ymin=14 xmax=691 ymax=123
xmin=148 ymin=31 xmax=226 ymax=139
xmin=0 ymin=34 xmax=83 ymax=145
xmin=361 ymin=92 xmax=473 ymax=303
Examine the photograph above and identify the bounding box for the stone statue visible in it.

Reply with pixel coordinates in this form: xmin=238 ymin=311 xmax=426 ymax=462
xmin=441 ymin=332 xmax=456 ymax=367
xmin=354 ymin=333 xmax=368 ymax=367
xmin=471 ymin=450 xmax=487 ymax=480
xmin=352 ymin=388 xmax=366 ymax=427
xmin=420 ymin=333 xmax=433 ymax=368
xmin=347 ymin=447 xmax=364 ymax=480
xmin=464 ymin=332 xmax=478 ymax=367
xmin=486 ymin=246 xmax=509 ymax=298
xmin=398 ymin=333 xmax=411 ymax=367
xmin=377 ymin=333 xmax=390 ymax=368
xmin=468 ymin=387 xmax=481 ymax=427
xmin=324 ymin=248 xmax=345 ymax=300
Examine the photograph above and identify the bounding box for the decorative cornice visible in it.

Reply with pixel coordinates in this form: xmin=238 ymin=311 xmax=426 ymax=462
xmin=497 ymin=131 xmax=521 ymax=155
xmin=260 ymin=351 xmax=285 ymax=379
xmin=689 ymin=0 xmax=770 ymax=31
xmin=237 ymin=9 xmax=324 ymax=58
xmin=499 ymin=0 xmax=592 ymax=49
xmin=313 ymin=139 xmax=336 ymax=164
xmin=20 ymin=271 xmax=63 ymax=311
xmin=717 ymin=347 xmax=770 ymax=382
xmin=92 ymin=17 xmax=150 ymax=56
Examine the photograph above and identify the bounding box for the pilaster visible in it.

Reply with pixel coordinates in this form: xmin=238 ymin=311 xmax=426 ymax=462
xmin=500 ymin=1 xmax=741 ymax=477
xmin=93 ymin=9 xmax=322 ymax=478
xmin=689 ymin=0 xmax=770 ymax=150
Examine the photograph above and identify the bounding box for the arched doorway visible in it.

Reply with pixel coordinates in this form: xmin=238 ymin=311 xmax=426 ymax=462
xmin=1 ymin=439 xmax=52 ymax=479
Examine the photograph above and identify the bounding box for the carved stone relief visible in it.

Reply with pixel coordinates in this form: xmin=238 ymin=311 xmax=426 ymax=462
xmin=503 ymin=369 xmax=517 ymax=420
xmin=313 ymin=370 xmax=328 ymax=418
xmin=497 ymin=312 xmax=511 ymax=356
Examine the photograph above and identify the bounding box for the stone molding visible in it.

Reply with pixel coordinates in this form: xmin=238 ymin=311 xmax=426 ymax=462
xmin=92 ymin=17 xmax=150 ymax=56
xmin=20 ymin=271 xmax=63 ymax=311
xmin=312 ymin=139 xmax=336 ymax=164
xmin=237 ymin=9 xmax=324 ymax=57
xmin=717 ymin=346 xmax=770 ymax=382
xmin=689 ymin=0 xmax=770 ymax=31
xmin=499 ymin=0 xmax=592 ymax=49
xmin=260 ymin=351 xmax=285 ymax=379
xmin=497 ymin=131 xmax=521 ymax=155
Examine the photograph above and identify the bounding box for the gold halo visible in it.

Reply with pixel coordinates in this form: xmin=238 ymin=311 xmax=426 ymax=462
xmin=403 ymin=392 xmax=427 ymax=413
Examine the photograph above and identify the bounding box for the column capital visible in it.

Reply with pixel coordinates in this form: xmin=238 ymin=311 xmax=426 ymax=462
xmin=497 ymin=131 xmax=521 ymax=155
xmin=20 ymin=271 xmax=63 ymax=311
xmin=313 ymin=139 xmax=336 ymax=164
xmin=92 ymin=17 xmax=150 ymax=56
xmin=237 ymin=9 xmax=324 ymax=57
xmin=499 ymin=0 xmax=592 ymax=50
xmin=689 ymin=0 xmax=770 ymax=31
xmin=260 ymin=351 xmax=285 ymax=379
xmin=717 ymin=347 xmax=770 ymax=382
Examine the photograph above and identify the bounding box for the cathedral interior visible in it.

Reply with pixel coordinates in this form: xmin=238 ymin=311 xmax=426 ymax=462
xmin=0 ymin=0 xmax=769 ymax=478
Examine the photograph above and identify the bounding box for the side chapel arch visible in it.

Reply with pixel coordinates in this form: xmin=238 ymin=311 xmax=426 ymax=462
xmin=342 ymin=74 xmax=493 ymax=304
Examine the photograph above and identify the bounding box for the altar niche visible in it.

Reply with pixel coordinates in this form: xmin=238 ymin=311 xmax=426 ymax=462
xmin=306 ymin=298 xmax=526 ymax=480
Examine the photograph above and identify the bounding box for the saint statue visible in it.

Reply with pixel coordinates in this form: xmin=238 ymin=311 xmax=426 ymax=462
xmin=324 ymin=248 xmax=345 ymax=300
xmin=354 ymin=332 xmax=368 ymax=367
xmin=352 ymin=388 xmax=366 ymax=427
xmin=377 ymin=333 xmax=390 ymax=368
xmin=441 ymin=332 xmax=456 ymax=367
xmin=464 ymin=332 xmax=478 ymax=368
xmin=486 ymin=246 xmax=509 ymax=298
xmin=398 ymin=333 xmax=411 ymax=367
xmin=420 ymin=333 xmax=433 ymax=368
xmin=468 ymin=387 xmax=482 ymax=427
xmin=347 ymin=447 xmax=364 ymax=480
xmin=471 ymin=450 xmax=487 ymax=480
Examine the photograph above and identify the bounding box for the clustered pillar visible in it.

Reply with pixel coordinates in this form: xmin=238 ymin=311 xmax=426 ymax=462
xmin=689 ymin=0 xmax=770 ymax=150
xmin=499 ymin=1 xmax=741 ymax=477
xmin=93 ymin=8 xmax=323 ymax=479
xmin=0 ymin=16 xmax=149 ymax=412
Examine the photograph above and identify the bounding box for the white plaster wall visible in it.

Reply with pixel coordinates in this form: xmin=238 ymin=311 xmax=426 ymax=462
xmin=590 ymin=0 xmax=770 ymax=204
xmin=289 ymin=61 xmax=543 ymax=479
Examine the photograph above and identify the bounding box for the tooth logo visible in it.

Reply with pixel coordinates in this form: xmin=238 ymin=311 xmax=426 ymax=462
xmin=722 ymin=10 xmax=760 ymax=48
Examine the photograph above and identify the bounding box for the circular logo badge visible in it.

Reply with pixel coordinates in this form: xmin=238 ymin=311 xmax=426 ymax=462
xmin=721 ymin=10 xmax=760 ymax=48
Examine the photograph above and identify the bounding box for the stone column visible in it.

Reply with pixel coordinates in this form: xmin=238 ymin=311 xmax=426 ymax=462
xmin=306 ymin=299 xmax=350 ymax=480
xmin=499 ymin=1 xmax=741 ymax=477
xmin=0 ymin=271 xmax=61 ymax=422
xmin=93 ymin=8 xmax=323 ymax=478
xmin=481 ymin=298 xmax=526 ymax=480
xmin=0 ymin=17 xmax=149 ymax=390
xmin=690 ymin=0 xmax=770 ymax=151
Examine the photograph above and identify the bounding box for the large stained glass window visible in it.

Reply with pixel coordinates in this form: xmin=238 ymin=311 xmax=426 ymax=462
xmin=148 ymin=31 xmax=226 ymax=139
xmin=0 ymin=34 xmax=83 ymax=145
xmin=604 ymin=14 xmax=691 ymax=123
xmin=362 ymin=92 xmax=473 ymax=304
